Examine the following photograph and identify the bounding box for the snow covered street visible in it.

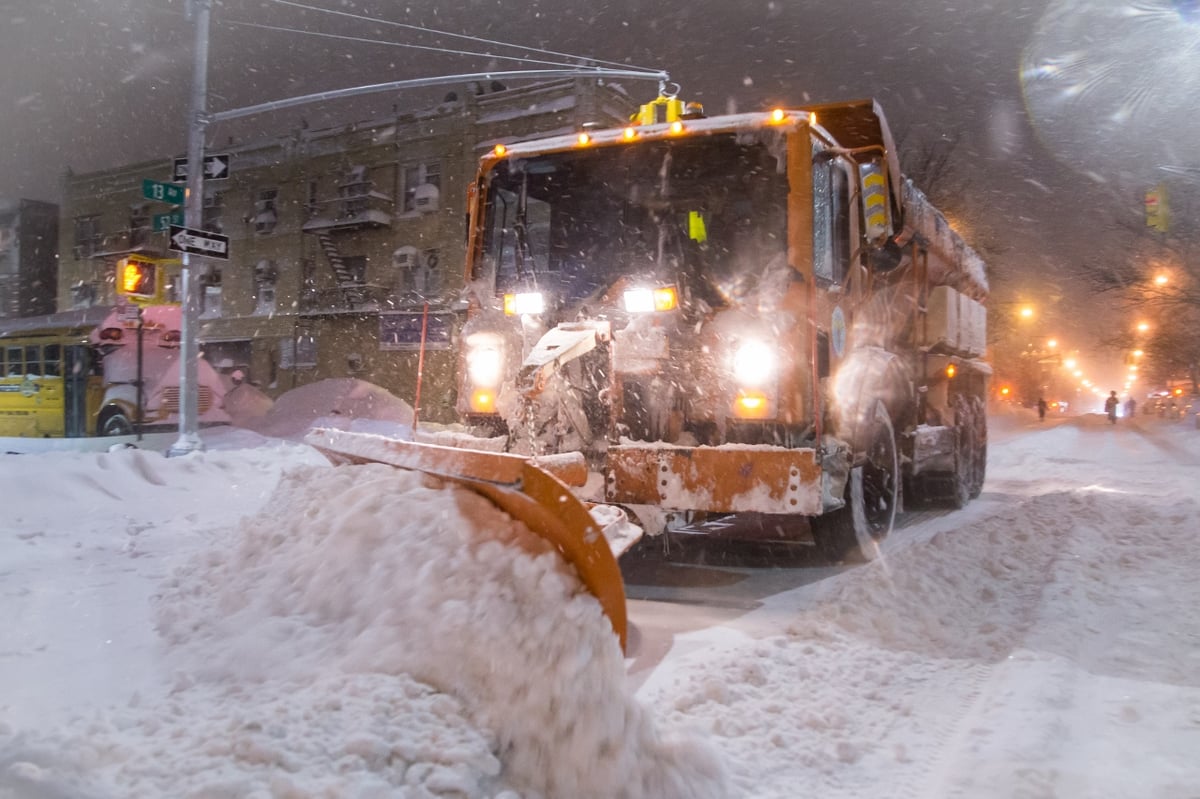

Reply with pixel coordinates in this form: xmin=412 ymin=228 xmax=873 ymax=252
xmin=3 ymin=409 xmax=1199 ymax=797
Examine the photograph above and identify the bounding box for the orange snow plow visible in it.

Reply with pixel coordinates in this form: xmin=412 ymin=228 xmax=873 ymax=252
xmin=305 ymin=428 xmax=628 ymax=651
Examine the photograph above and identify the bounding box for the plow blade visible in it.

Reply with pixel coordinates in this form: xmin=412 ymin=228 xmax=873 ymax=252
xmin=606 ymin=443 xmax=826 ymax=515
xmin=305 ymin=428 xmax=627 ymax=651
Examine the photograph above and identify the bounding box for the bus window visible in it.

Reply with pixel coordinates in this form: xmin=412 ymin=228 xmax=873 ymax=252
xmin=44 ymin=343 xmax=62 ymax=377
xmin=5 ymin=346 xmax=21 ymax=376
xmin=24 ymin=345 xmax=42 ymax=377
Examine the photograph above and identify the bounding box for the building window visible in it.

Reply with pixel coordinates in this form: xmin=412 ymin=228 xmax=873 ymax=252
xmin=280 ymin=328 xmax=317 ymax=369
xmin=339 ymin=165 xmax=371 ymax=218
xmin=254 ymin=259 xmax=278 ymax=316
xmin=401 ymin=161 xmax=441 ymax=214
xmin=299 ymin=257 xmax=317 ymax=310
xmin=200 ymin=268 xmax=222 ymax=318
xmin=70 ymin=281 xmax=97 ymax=309
xmin=254 ymin=188 xmax=279 ymax=235
xmin=129 ymin=203 xmax=151 ymax=248
xmin=202 ymin=190 xmax=224 ymax=234
xmin=73 ymin=214 xmax=102 ymax=258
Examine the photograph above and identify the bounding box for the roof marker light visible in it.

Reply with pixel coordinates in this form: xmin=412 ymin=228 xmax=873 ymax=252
xmin=808 ymin=112 xmax=818 ymax=126
xmin=577 ymin=132 xmax=591 ymax=146
xmin=493 ymin=144 xmax=507 ymax=157
xmin=669 ymin=120 xmax=685 ymax=135
xmin=623 ymin=126 xmax=637 ymax=141
xmin=770 ymin=108 xmax=786 ymax=123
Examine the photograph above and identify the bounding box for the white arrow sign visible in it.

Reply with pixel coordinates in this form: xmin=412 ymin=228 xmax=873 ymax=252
xmin=167 ymin=225 xmax=230 ymax=260
xmin=172 ymin=153 xmax=232 ymax=182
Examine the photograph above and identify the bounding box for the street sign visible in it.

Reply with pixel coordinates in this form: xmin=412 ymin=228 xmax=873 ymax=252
xmin=167 ymin=225 xmax=230 ymax=260
xmin=173 ymin=154 xmax=231 ymax=182
xmin=143 ymin=178 xmax=185 ymax=205
xmin=152 ymin=211 xmax=185 ymax=232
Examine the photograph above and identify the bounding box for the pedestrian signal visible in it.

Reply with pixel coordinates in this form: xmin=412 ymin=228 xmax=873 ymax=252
xmin=117 ymin=257 xmax=160 ymax=302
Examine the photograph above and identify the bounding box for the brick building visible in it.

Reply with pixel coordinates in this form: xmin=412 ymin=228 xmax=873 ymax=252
xmin=57 ymin=78 xmax=635 ymax=421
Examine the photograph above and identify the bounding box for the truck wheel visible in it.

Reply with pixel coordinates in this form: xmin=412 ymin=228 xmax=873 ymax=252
xmin=950 ymin=395 xmax=973 ymax=509
xmin=811 ymin=400 xmax=898 ymax=562
xmin=969 ymin=396 xmax=987 ymax=498
xmin=100 ymin=410 xmax=132 ymax=436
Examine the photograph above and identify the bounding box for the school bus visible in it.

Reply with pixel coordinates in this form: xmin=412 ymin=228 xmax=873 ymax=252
xmin=0 ymin=304 xmax=229 ymax=438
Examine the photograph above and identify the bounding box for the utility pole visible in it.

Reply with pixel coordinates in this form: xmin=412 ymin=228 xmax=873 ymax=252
xmin=168 ymin=0 xmax=210 ymax=457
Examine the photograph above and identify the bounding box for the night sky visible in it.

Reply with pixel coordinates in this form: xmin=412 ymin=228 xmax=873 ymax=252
xmin=3 ymin=0 xmax=1195 ymax=365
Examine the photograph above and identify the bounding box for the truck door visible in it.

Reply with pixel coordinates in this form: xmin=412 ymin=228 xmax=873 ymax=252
xmin=63 ymin=344 xmax=91 ymax=437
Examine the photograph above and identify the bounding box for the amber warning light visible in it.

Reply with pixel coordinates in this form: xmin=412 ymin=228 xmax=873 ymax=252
xmin=116 ymin=257 xmax=161 ymax=302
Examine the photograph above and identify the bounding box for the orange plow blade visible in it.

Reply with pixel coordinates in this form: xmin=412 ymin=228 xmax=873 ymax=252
xmin=304 ymin=428 xmax=627 ymax=651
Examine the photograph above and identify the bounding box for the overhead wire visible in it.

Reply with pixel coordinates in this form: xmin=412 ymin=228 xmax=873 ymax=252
xmin=258 ymin=0 xmax=660 ymax=73
xmin=216 ymin=17 xmax=620 ymax=72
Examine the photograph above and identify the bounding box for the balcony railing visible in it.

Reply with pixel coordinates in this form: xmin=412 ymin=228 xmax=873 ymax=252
xmin=302 ymin=189 xmax=394 ymax=233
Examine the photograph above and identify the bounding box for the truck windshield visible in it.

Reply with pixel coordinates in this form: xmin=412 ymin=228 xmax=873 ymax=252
xmin=480 ymin=132 xmax=789 ymax=311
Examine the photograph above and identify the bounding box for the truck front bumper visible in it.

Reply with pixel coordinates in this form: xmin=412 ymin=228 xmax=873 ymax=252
xmin=604 ymin=443 xmax=832 ymax=515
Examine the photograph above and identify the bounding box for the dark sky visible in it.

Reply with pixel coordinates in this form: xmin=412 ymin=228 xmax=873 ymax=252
xmin=4 ymin=0 xmax=1191 ymax=376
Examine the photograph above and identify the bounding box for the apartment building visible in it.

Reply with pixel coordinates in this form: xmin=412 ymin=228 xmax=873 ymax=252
xmin=0 ymin=199 xmax=58 ymax=320
xmin=57 ymin=78 xmax=636 ymax=421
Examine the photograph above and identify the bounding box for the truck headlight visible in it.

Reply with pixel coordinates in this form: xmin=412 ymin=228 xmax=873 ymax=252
xmin=503 ymin=291 xmax=545 ymax=316
xmin=467 ymin=343 xmax=504 ymax=387
xmin=623 ymin=285 xmax=678 ymax=313
xmin=732 ymin=339 xmax=775 ymax=387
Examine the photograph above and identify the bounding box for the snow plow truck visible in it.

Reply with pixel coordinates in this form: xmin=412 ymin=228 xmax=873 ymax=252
xmin=310 ymin=93 xmax=989 ymax=650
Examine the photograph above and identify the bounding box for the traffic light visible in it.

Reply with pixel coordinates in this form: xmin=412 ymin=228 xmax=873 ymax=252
xmin=1145 ymin=183 xmax=1169 ymax=232
xmin=116 ymin=257 xmax=160 ymax=302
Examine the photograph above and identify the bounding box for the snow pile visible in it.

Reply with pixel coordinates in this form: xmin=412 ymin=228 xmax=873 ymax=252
xmin=243 ymin=378 xmax=415 ymax=440
xmin=0 ymin=673 xmax=502 ymax=798
xmin=221 ymin=380 xmax=275 ymax=428
xmin=3 ymin=462 xmax=725 ymax=797
xmin=638 ymin=417 xmax=1200 ymax=797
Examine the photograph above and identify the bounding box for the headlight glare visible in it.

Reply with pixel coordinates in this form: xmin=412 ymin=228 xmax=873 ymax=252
xmin=467 ymin=344 xmax=504 ymax=387
xmin=503 ymin=291 xmax=545 ymax=316
xmin=623 ymin=285 xmax=678 ymax=313
xmin=732 ymin=339 xmax=775 ymax=387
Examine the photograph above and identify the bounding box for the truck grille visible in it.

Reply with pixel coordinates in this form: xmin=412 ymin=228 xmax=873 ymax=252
xmin=161 ymin=386 xmax=213 ymax=415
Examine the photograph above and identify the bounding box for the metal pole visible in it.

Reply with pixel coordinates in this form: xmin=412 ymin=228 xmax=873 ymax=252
xmin=411 ymin=302 xmax=429 ymax=439
xmin=169 ymin=0 xmax=210 ymax=456
xmin=136 ymin=305 xmax=144 ymax=441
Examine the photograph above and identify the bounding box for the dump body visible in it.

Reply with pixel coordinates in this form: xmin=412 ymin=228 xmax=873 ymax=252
xmin=452 ymin=97 xmax=988 ymax=553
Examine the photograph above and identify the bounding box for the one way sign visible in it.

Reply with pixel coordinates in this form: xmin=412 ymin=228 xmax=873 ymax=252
xmin=168 ymin=225 xmax=230 ymax=260
xmin=172 ymin=154 xmax=232 ymax=182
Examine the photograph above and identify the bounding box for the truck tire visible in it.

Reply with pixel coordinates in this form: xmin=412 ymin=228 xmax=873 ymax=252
xmin=969 ymin=395 xmax=987 ymax=498
xmin=810 ymin=400 xmax=898 ymax=562
xmin=99 ymin=409 xmax=132 ymax=437
xmin=950 ymin=395 xmax=973 ymax=509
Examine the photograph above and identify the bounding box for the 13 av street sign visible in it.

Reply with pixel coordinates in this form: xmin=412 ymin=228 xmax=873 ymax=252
xmin=173 ymin=154 xmax=231 ymax=182
xmin=142 ymin=178 xmax=185 ymax=205
xmin=167 ymin=225 xmax=230 ymax=260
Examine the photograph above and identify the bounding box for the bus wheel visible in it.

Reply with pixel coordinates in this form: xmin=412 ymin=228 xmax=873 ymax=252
xmin=100 ymin=410 xmax=132 ymax=436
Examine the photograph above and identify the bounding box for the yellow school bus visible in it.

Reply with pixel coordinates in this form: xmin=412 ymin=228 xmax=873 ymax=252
xmin=0 ymin=305 xmax=229 ymax=438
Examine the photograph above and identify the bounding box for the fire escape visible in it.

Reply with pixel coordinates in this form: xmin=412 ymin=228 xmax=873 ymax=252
xmin=301 ymin=165 xmax=393 ymax=310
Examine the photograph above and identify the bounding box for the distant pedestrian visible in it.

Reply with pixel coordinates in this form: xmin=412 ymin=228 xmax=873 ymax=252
xmin=1125 ymin=396 xmax=1137 ymax=418
xmin=1105 ymin=390 xmax=1119 ymax=424
xmin=1037 ymin=397 xmax=1048 ymax=421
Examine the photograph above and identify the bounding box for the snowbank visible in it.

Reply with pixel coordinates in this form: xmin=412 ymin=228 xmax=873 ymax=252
xmin=242 ymin=378 xmax=415 ymax=440
xmin=1 ymin=458 xmax=727 ymax=798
